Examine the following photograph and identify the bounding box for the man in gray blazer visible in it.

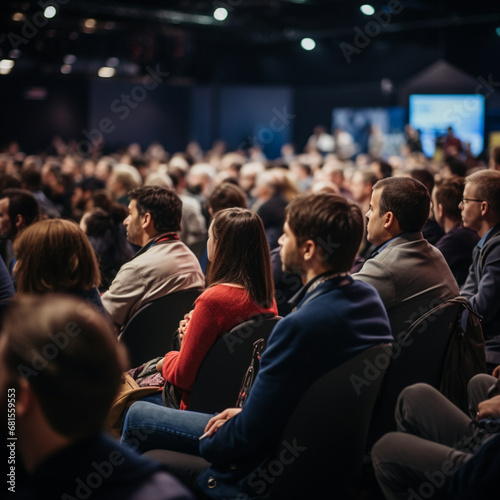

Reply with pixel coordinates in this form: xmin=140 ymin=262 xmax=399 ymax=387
xmin=354 ymin=176 xmax=459 ymax=338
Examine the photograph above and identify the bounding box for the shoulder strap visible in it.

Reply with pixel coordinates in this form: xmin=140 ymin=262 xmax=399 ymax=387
xmin=236 ymin=338 xmax=266 ymax=408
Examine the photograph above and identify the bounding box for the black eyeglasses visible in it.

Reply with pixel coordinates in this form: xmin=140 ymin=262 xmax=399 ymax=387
xmin=460 ymin=198 xmax=483 ymax=204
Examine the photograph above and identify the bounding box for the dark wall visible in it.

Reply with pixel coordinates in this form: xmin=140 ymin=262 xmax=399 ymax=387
xmin=2 ymin=72 xmax=500 ymax=157
xmin=88 ymin=79 xmax=190 ymax=154
xmin=189 ymin=85 xmax=293 ymax=159
xmin=0 ymin=74 xmax=88 ymax=154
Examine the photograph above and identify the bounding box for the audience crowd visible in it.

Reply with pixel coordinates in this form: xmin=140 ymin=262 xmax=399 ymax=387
xmin=1 ymin=130 xmax=500 ymax=499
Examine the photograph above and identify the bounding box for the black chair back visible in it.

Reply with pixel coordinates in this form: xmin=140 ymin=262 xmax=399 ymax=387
xmin=268 ymin=344 xmax=392 ymax=499
xmin=366 ymin=298 xmax=463 ymax=448
xmin=119 ymin=288 xmax=202 ymax=367
xmin=187 ymin=315 xmax=281 ymax=413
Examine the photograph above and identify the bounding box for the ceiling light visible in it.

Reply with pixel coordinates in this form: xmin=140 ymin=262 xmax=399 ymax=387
xmin=213 ymin=8 xmax=228 ymax=22
xmin=300 ymin=38 xmax=316 ymax=51
xmin=43 ymin=6 xmax=57 ymax=19
xmin=0 ymin=60 xmax=15 ymax=70
xmin=360 ymin=4 xmax=375 ymax=16
xmin=0 ymin=59 xmax=14 ymax=75
xmin=84 ymin=18 xmax=97 ymax=29
xmin=98 ymin=67 xmax=115 ymax=78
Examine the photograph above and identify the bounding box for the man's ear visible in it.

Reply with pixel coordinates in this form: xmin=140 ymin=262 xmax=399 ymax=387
xmin=141 ymin=212 xmax=152 ymax=230
xmin=437 ymin=203 xmax=444 ymax=220
xmin=383 ymin=211 xmax=395 ymax=229
xmin=15 ymin=214 xmax=24 ymax=230
xmin=301 ymin=239 xmax=316 ymax=262
xmin=480 ymin=201 xmax=489 ymax=217
xmin=16 ymin=378 xmax=34 ymax=419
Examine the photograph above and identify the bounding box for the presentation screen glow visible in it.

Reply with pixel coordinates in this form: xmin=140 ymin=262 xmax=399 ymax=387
xmin=409 ymin=94 xmax=485 ymax=157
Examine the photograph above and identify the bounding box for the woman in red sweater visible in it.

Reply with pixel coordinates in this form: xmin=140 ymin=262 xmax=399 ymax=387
xmin=156 ymin=207 xmax=277 ymax=409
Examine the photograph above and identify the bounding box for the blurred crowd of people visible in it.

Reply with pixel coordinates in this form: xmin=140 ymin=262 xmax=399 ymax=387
xmin=0 ymin=127 xmax=498 ymax=292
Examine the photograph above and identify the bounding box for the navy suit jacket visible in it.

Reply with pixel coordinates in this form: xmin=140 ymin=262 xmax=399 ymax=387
xmin=197 ymin=276 xmax=393 ymax=499
xmin=461 ymin=223 xmax=500 ymax=364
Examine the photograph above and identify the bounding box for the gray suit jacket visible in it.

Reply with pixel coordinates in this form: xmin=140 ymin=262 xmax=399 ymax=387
xmin=354 ymin=232 xmax=460 ymax=337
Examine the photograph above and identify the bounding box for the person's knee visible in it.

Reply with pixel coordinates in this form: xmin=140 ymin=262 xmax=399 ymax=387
xmin=121 ymin=402 xmax=156 ymax=445
xmin=467 ymin=373 xmax=496 ymax=399
xmin=371 ymin=432 xmax=399 ymax=469
xmin=396 ymin=383 xmax=435 ymax=415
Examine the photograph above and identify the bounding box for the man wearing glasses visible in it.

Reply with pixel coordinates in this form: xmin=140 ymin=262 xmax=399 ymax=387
xmin=460 ymin=169 xmax=500 ymax=369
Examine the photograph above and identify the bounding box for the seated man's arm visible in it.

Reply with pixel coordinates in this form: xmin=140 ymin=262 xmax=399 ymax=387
xmin=462 ymin=252 xmax=500 ymax=327
xmin=101 ymin=262 xmax=146 ymax=329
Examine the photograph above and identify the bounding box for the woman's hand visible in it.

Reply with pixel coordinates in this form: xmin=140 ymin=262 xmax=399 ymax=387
xmin=200 ymin=408 xmax=242 ymax=440
xmin=178 ymin=310 xmax=194 ymax=345
xmin=156 ymin=357 xmax=164 ymax=373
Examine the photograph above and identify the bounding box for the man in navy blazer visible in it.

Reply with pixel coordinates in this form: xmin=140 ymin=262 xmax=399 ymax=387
xmin=460 ymin=169 xmax=500 ymax=366
xmin=121 ymin=192 xmax=393 ymax=499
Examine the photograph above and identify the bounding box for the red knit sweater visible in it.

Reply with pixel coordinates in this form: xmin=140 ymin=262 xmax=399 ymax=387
xmin=162 ymin=284 xmax=278 ymax=410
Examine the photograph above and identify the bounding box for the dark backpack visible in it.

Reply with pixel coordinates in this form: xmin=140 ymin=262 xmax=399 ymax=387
xmin=439 ymin=296 xmax=486 ymax=412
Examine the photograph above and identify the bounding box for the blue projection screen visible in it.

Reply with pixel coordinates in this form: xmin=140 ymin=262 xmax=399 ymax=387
xmin=409 ymin=94 xmax=485 ymax=158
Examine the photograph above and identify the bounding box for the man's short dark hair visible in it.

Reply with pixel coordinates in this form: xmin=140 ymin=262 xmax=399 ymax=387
xmin=285 ymin=192 xmax=363 ymax=273
xmin=410 ymin=168 xmax=435 ymax=195
xmin=374 ymin=177 xmax=430 ymax=233
xmin=433 ymin=177 xmax=464 ymax=223
xmin=0 ymin=188 xmax=40 ymax=236
xmin=466 ymin=170 xmax=500 ymax=220
xmin=207 ymin=182 xmax=247 ymax=214
xmin=21 ymin=167 xmax=43 ymax=190
xmin=129 ymin=186 xmax=182 ymax=233
xmin=2 ymin=295 xmax=128 ymax=439
xmin=444 ymin=156 xmax=467 ymax=178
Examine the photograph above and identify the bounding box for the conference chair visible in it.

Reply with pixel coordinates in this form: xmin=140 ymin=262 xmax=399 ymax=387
xmin=366 ymin=296 xmax=484 ymax=449
xmin=187 ymin=314 xmax=281 ymax=413
xmin=267 ymin=343 xmax=392 ymax=498
xmin=118 ymin=288 xmax=202 ymax=368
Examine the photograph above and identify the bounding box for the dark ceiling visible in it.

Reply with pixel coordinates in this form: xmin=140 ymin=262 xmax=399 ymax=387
xmin=1 ymin=0 xmax=499 ymax=85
